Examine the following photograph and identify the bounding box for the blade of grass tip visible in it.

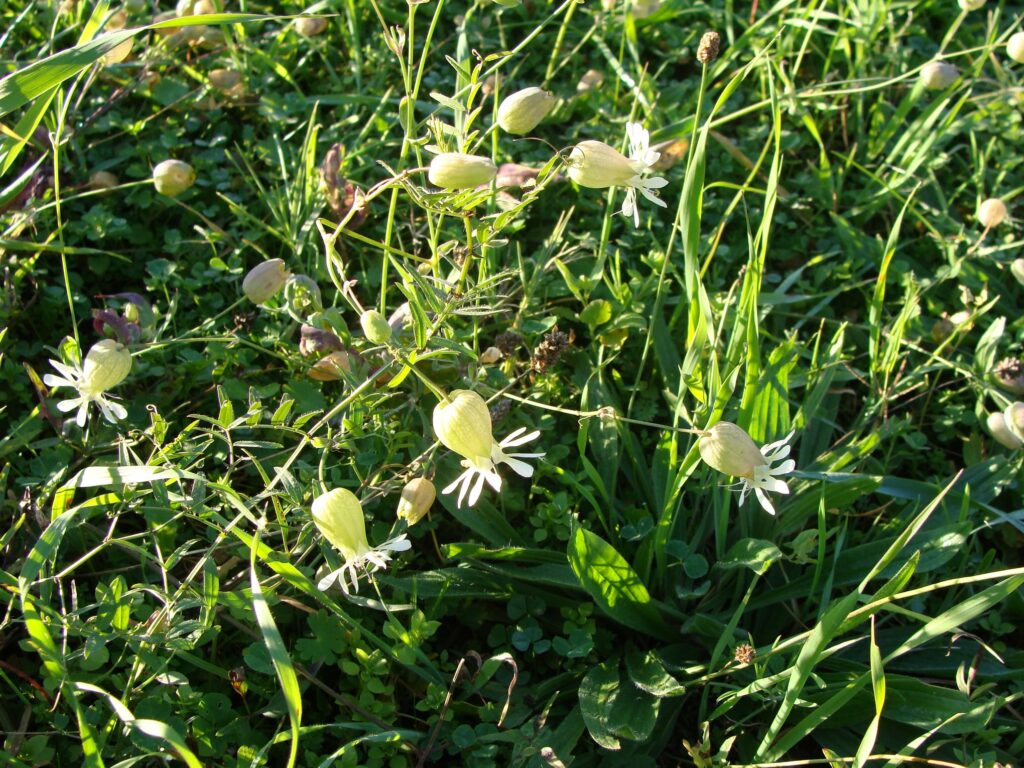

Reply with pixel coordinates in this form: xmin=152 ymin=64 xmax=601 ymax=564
xmin=853 ymin=616 xmax=885 ymax=768
xmin=250 ymin=524 xmax=303 ymax=768
xmin=764 ymin=573 xmax=1024 ymax=761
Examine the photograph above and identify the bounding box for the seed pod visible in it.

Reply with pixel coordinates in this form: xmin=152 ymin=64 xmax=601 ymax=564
xmin=152 ymin=159 xmax=196 ymax=196
xmin=242 ymin=259 xmax=291 ymax=304
xmin=82 ymin=339 xmax=132 ymax=394
xmin=577 ymin=69 xmax=604 ymax=93
xmin=919 ymin=60 xmax=958 ymax=90
xmin=479 ymin=346 xmax=502 ymax=364
xmin=497 ymin=87 xmax=556 ymax=135
xmin=567 ymin=140 xmax=638 ymax=189
xmin=698 ymin=422 xmax=765 ymax=479
xmin=428 ymin=153 xmax=498 ymax=190
xmin=360 ymin=309 xmax=392 ymax=345
xmin=309 ymin=350 xmax=352 ymax=381
xmin=396 ymin=478 xmax=436 ymax=526
xmin=978 ymin=198 xmax=1008 ymax=228
xmin=1008 ymin=32 xmax=1024 ymax=64
xmin=987 ymin=412 xmax=1022 ymax=449
xmin=294 ymin=16 xmax=328 ymax=36
xmin=89 ymin=170 xmax=119 ymax=189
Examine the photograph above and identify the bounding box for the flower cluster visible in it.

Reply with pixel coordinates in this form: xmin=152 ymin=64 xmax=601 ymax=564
xmin=45 ymin=339 xmax=133 ymax=427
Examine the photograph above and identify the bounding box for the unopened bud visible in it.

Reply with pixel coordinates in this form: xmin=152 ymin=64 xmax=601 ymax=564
xmin=567 ymin=140 xmax=637 ymax=189
xmin=497 ymin=87 xmax=556 ymax=135
xmin=987 ymin=412 xmax=1022 ymax=449
xmin=294 ymin=16 xmax=328 ymax=36
xmin=243 ymin=259 xmax=291 ymax=304
xmin=360 ymin=309 xmax=392 ymax=345
xmin=576 ymin=69 xmax=604 ymax=93
xmin=397 ymin=478 xmax=436 ymax=526
xmin=152 ymin=159 xmax=196 ymax=197
xmin=479 ymin=346 xmax=502 ymax=364
xmin=919 ymin=60 xmax=958 ymax=90
xmin=82 ymin=339 xmax=132 ymax=394
xmin=978 ymin=198 xmax=1008 ymax=228
xmin=428 ymin=153 xmax=498 ymax=190
xmin=698 ymin=422 xmax=765 ymax=479
xmin=1011 ymin=258 xmax=1024 ymax=286
xmin=101 ymin=35 xmax=133 ymax=65
xmin=311 ymin=488 xmax=369 ymax=561
xmin=957 ymin=0 xmax=985 ymax=10
xmin=1008 ymin=32 xmax=1024 ymax=64
xmin=697 ymin=30 xmax=721 ymax=64
xmin=209 ymin=68 xmax=245 ymax=97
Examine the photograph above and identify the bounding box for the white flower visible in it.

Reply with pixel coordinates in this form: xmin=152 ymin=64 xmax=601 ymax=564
xmin=621 ymin=122 xmax=669 ymax=227
xmin=312 ymin=488 xmax=411 ymax=594
xmin=433 ymin=390 xmax=544 ymax=507
xmin=698 ymin=422 xmax=795 ymax=515
xmin=567 ymin=122 xmax=668 ymax=228
xmin=43 ymin=339 xmax=132 ymax=428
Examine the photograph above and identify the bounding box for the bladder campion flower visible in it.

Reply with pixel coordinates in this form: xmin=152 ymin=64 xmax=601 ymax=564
xmin=497 ymin=87 xmax=556 ymax=135
xmin=567 ymin=122 xmax=668 ymax=227
xmin=698 ymin=422 xmax=795 ymax=515
xmin=919 ymin=61 xmax=958 ymax=90
xmin=44 ymin=339 xmax=132 ymax=427
xmin=243 ymin=259 xmax=291 ymax=304
xmin=433 ymin=390 xmax=543 ymax=507
xmin=312 ymin=488 xmax=411 ymax=594
xmin=152 ymin=159 xmax=196 ymax=196
xmin=428 ymin=153 xmax=498 ymax=190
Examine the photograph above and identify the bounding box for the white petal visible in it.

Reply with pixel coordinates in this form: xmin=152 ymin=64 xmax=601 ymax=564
xmin=457 ymin=472 xmax=475 ymax=508
xmin=317 ymin=569 xmax=340 ymax=591
xmin=76 ymin=403 xmax=90 ymax=428
xmin=56 ymin=397 xmax=83 ymax=413
xmin=443 ymin=467 xmax=473 ymax=496
xmin=502 ymin=456 xmax=535 ymax=478
xmin=641 ymin=175 xmax=669 ymax=190
xmin=467 ymin=471 xmax=489 ymax=507
xmin=49 ymin=361 xmax=81 ymax=381
xmin=383 ymin=534 xmax=412 ymax=553
xmin=757 ymin=476 xmax=790 ymax=495
xmin=483 ymin=469 xmax=503 ymax=493
xmin=639 ymin=186 xmax=668 ymax=208
xmin=500 ymin=428 xmax=541 ymax=448
xmin=768 ymin=459 xmax=796 ymax=476
xmin=43 ymin=374 xmax=75 ymax=389
xmin=755 ymin=487 xmax=777 ymax=515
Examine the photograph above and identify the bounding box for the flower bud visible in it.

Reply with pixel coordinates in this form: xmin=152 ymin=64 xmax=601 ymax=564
xmin=698 ymin=422 xmax=765 ymax=479
xmin=994 ymin=358 xmax=1024 ymax=394
xmin=89 ymin=170 xmax=119 ymax=189
xmin=82 ymin=339 xmax=132 ymax=394
xmin=397 ymin=478 xmax=436 ymax=526
xmin=1008 ymin=32 xmax=1024 ymax=64
xmin=428 ymin=153 xmax=498 ymax=190
xmin=209 ymin=68 xmax=245 ymax=97
xmin=1011 ymin=258 xmax=1024 ymax=286
xmin=919 ymin=61 xmax=958 ymax=90
xmin=433 ymin=390 xmax=494 ymax=461
xmin=311 ymin=488 xmax=369 ymax=561
xmin=360 ymin=309 xmax=392 ymax=344
xmin=152 ymin=159 xmax=196 ymax=197
xmin=1005 ymin=402 xmax=1024 ymax=441
xmin=294 ymin=16 xmax=328 ymax=36
xmin=577 ymin=69 xmax=604 ymax=93
xmin=479 ymin=346 xmax=502 ymax=364
xmin=986 ymin=412 xmax=1021 ymax=449
xmin=567 ymin=140 xmax=638 ymax=189
xmin=309 ymin=350 xmax=352 ymax=381
xmin=193 ymin=0 xmax=216 ymax=13
xmin=978 ymin=198 xmax=1007 ymax=228
xmin=497 ymin=87 xmax=556 ymax=135
xmin=697 ymin=30 xmax=721 ymax=64
xmin=957 ymin=0 xmax=985 ymax=9
xmin=243 ymin=259 xmax=291 ymax=304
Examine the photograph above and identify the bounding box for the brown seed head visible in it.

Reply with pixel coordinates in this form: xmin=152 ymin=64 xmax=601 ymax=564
xmin=697 ymin=30 xmax=721 ymax=64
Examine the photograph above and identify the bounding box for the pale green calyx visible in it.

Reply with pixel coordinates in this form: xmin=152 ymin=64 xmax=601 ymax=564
xmin=83 ymin=339 xmax=132 ymax=394
xmin=152 ymin=159 xmax=196 ymax=196
xmin=433 ymin=390 xmax=495 ymax=461
xmin=360 ymin=309 xmax=392 ymax=345
xmin=497 ymin=87 xmax=556 ymax=135
xmin=698 ymin=422 xmax=765 ymax=479
xmin=397 ymin=477 xmax=436 ymax=526
xmin=919 ymin=60 xmax=957 ymax=90
xmin=567 ymin=140 xmax=638 ymax=189
xmin=243 ymin=259 xmax=291 ymax=304
xmin=311 ymin=488 xmax=370 ymax=562
xmin=1008 ymin=32 xmax=1024 ymax=64
xmin=428 ymin=153 xmax=498 ymax=190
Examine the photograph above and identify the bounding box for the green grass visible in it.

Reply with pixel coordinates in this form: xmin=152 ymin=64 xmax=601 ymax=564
xmin=2 ymin=0 xmax=1024 ymax=765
